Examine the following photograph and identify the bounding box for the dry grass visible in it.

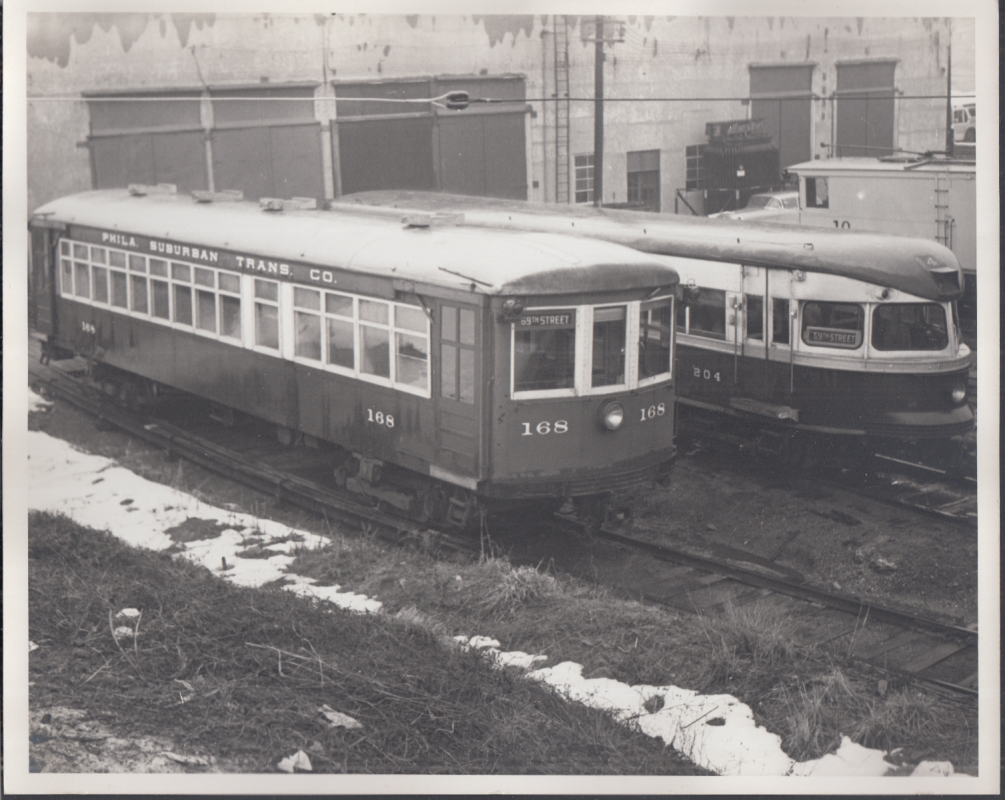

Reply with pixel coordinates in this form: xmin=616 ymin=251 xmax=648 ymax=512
xmin=698 ymin=601 xmax=801 ymax=684
xmin=771 ymin=669 xmax=944 ymax=760
xmin=28 ymin=511 xmax=704 ymax=775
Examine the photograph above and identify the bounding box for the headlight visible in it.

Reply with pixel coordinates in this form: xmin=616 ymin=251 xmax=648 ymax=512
xmin=950 ymin=383 xmax=967 ymax=405
xmin=602 ymin=401 xmax=624 ymax=430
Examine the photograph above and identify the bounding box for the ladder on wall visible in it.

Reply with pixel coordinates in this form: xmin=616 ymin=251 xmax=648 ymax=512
xmin=554 ymin=15 xmax=571 ymax=204
xmin=934 ymin=171 xmax=952 ymax=249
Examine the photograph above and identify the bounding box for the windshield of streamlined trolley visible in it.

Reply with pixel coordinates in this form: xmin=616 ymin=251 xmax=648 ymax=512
xmin=511 ymin=296 xmax=674 ymax=397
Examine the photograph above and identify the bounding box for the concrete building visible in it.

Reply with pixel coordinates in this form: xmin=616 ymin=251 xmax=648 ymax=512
xmin=27 ymin=14 xmax=971 ymax=214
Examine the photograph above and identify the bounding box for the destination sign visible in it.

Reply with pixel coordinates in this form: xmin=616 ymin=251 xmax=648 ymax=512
xmin=805 ymin=327 xmax=860 ymax=348
xmin=518 ymin=311 xmax=576 ymax=329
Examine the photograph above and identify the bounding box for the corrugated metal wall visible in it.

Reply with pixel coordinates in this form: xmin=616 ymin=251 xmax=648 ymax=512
xmin=85 ymin=75 xmax=529 ymax=203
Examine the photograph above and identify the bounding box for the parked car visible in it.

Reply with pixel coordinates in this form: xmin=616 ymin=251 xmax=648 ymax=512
xmin=952 ymin=103 xmax=975 ymax=143
xmin=708 ymin=190 xmax=800 ymax=221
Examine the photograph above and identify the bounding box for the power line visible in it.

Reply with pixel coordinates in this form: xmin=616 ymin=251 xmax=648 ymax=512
xmin=26 ymin=93 xmax=975 ymax=103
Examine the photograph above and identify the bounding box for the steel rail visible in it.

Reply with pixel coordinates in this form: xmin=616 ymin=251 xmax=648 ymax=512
xmin=590 ymin=525 xmax=977 ymax=642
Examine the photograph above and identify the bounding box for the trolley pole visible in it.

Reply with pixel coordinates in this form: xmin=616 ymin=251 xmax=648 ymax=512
xmin=593 ymin=15 xmax=604 ymax=207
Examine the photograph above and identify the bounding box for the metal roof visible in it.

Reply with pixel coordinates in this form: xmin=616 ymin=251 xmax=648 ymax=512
xmin=786 ymin=157 xmax=976 ymax=174
xmin=31 ymin=190 xmax=677 ymax=297
xmin=332 ymin=191 xmax=965 ymax=301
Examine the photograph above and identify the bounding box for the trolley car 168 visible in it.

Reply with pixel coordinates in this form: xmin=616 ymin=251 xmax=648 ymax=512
xmin=29 ymin=187 xmax=680 ymax=528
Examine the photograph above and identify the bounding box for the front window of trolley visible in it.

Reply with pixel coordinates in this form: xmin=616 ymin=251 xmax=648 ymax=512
xmin=511 ymin=296 xmax=674 ymax=399
xmin=513 ymin=311 xmax=576 ymax=394
xmin=871 ymin=303 xmax=950 ymax=351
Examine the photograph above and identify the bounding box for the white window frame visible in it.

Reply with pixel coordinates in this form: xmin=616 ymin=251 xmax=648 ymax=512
xmin=511 ymin=296 xmax=675 ymax=399
xmin=637 ymin=295 xmax=675 ymax=388
xmin=252 ymin=277 xmax=282 ymax=355
xmin=57 ymin=237 xmax=433 ymax=397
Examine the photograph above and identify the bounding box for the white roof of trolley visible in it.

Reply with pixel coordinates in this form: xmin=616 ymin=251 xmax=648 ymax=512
xmin=786 ymin=156 xmax=975 ymax=174
xmin=333 ymin=191 xmax=966 ymax=302
xmin=32 ymin=190 xmax=678 ymax=297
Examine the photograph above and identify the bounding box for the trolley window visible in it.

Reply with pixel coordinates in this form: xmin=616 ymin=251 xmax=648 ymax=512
xmin=325 ymin=292 xmax=355 ymax=370
xmin=871 ymin=303 xmax=948 ymax=351
xmin=149 ymin=259 xmax=169 ymax=319
xmin=359 ymin=300 xmax=391 ymax=378
xmin=171 ymin=263 xmax=193 ymax=325
xmin=639 ymin=297 xmax=673 ymax=380
xmin=686 ymin=288 xmax=727 ymax=340
xmin=441 ymin=305 xmax=477 ymax=403
xmin=806 ymin=177 xmax=829 ymax=208
xmin=312 ymin=292 xmax=429 ymax=394
xmin=801 ymin=302 xmax=863 ymax=348
xmin=194 ymin=267 xmax=216 ymax=332
xmin=218 ymin=273 xmax=242 ymax=340
xmin=772 ymin=298 xmax=790 ymax=344
xmin=60 ymin=258 xmax=73 ymax=296
xmin=394 ymin=306 xmax=429 ymax=391
xmin=74 ymin=260 xmax=91 ymax=299
xmin=592 ymin=306 xmax=627 ymax=387
xmin=294 ymin=287 xmax=322 ymax=360
xmin=92 ymin=265 xmax=109 ymax=304
xmin=513 ymin=310 xmax=576 ymax=393
xmin=254 ymin=279 xmax=280 ymax=350
xmin=745 ymin=295 xmax=764 ymax=340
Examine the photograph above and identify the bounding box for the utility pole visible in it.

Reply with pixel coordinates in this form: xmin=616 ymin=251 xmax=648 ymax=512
xmin=593 ymin=15 xmax=604 ymax=207
xmin=945 ymin=33 xmax=953 ymax=155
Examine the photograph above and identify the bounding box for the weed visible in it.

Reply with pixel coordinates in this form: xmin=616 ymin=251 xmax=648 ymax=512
xmin=848 ymin=688 xmax=941 ymax=754
xmin=697 ymin=601 xmax=801 ymax=692
xmin=465 ymin=558 xmax=562 ymax=617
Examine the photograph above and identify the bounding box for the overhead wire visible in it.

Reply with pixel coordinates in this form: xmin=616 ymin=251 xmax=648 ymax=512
xmin=26 ymin=92 xmax=975 ymax=103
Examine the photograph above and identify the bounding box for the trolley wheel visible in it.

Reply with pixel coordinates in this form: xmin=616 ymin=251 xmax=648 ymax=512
xmin=575 ymin=493 xmax=610 ymax=536
xmin=417 ymin=484 xmax=448 ymax=524
xmin=117 ymin=381 xmax=139 ymax=410
xmin=332 ymin=455 xmax=358 ymax=488
xmin=964 ymin=128 xmax=975 ymax=143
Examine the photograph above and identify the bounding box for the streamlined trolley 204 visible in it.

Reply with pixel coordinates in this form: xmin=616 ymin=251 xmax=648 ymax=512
xmin=334 ymin=191 xmax=975 ymax=471
xmin=29 ymin=187 xmax=681 ymax=528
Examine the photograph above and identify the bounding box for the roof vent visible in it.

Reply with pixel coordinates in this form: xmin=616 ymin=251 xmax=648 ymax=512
xmin=128 ymin=183 xmax=178 ymax=197
xmin=402 ymin=212 xmax=464 ymax=229
xmin=193 ymin=189 xmax=244 ymax=203
xmin=259 ymin=196 xmax=318 ymax=212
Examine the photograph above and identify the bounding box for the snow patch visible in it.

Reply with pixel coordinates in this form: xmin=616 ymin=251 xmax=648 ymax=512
xmin=27 ymin=429 xmax=957 ymax=777
xmin=28 ymin=389 xmax=53 ymax=412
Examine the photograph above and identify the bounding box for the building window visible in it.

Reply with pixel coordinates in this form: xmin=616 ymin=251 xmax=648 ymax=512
xmin=627 ymin=149 xmax=661 ymax=212
xmin=574 ymin=154 xmax=595 ymax=204
xmin=685 ymin=145 xmax=705 ymax=190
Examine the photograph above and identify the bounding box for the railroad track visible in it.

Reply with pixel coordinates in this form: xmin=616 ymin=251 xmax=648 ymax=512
xmin=678 ymin=435 xmax=978 ymax=529
xmin=28 ymin=357 xmax=978 ymax=698
xmin=573 ymin=522 xmax=977 ymax=697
